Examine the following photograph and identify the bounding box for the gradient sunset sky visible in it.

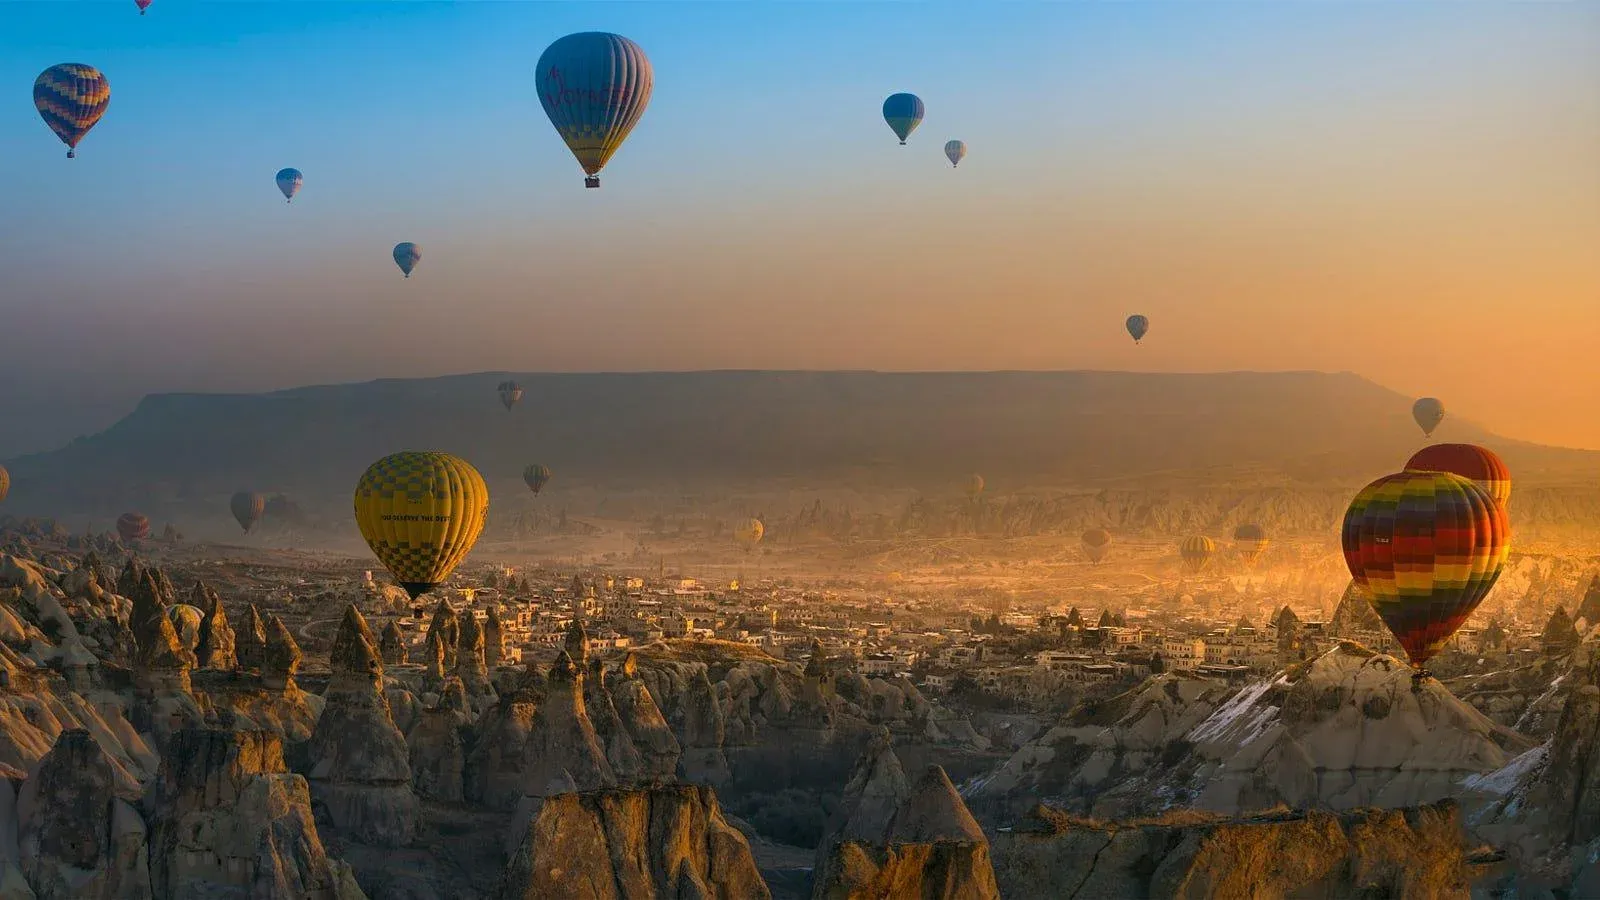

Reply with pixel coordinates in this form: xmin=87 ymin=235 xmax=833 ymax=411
xmin=1 ymin=1 xmax=1596 ymax=455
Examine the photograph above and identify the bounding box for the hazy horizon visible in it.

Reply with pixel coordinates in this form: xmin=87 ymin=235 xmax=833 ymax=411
xmin=3 ymin=2 xmax=1597 ymax=455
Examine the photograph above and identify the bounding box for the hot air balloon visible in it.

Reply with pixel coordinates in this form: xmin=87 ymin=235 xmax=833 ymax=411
xmin=0 ymin=465 xmax=8 ymax=505
xmin=117 ymin=512 xmax=150 ymax=544
xmin=135 ymin=0 xmax=152 ymax=13
xmin=393 ymin=243 xmax=421 ymax=278
xmin=498 ymin=381 xmax=524 ymax=411
xmin=1341 ymin=470 xmax=1509 ymax=673
xmin=34 ymin=64 xmax=110 ymax=159
xmin=1405 ymin=443 xmax=1510 ymax=507
xmin=536 ymin=32 xmax=654 ymax=189
xmin=354 ymin=451 xmax=488 ymax=600
xmin=1233 ymin=523 xmax=1269 ymax=565
xmin=275 ymin=168 xmax=302 ymax=203
xmin=1126 ymin=315 xmax=1149 ymax=344
xmin=882 ymin=93 xmax=925 ymax=145
xmin=1413 ymin=397 xmax=1445 ymax=438
xmin=945 ymin=140 xmax=966 ymax=167
xmin=1180 ymin=535 xmax=1215 ymax=573
xmin=230 ymin=491 xmax=265 ymax=534
xmin=523 ymin=464 xmax=552 ymax=495
xmin=166 ymin=604 xmax=203 ymax=650
xmin=965 ymin=474 xmax=985 ymax=499
xmin=735 ymin=518 xmax=765 ymax=553
xmin=1082 ymin=528 xmax=1112 ymax=564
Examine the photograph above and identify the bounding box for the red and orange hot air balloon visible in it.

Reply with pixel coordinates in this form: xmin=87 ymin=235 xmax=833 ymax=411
xmin=116 ymin=512 xmax=151 ymax=544
xmin=1341 ymin=471 xmax=1509 ymax=675
xmin=1404 ymin=443 xmax=1510 ymax=507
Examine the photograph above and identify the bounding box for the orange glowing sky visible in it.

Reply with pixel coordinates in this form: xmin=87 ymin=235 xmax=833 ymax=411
xmin=1 ymin=2 xmax=1596 ymax=454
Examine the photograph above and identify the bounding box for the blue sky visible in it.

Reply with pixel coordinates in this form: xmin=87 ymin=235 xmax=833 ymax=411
xmin=0 ymin=2 xmax=1596 ymax=454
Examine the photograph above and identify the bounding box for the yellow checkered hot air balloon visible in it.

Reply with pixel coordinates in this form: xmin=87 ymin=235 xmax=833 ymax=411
xmin=354 ymin=451 xmax=488 ymax=600
xmin=34 ymin=64 xmax=111 ymax=158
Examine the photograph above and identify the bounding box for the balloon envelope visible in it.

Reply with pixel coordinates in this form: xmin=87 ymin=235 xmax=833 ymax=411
xmin=498 ymin=380 xmax=524 ymax=411
xmin=230 ymin=491 xmax=265 ymax=534
xmin=536 ymin=32 xmax=654 ymax=186
xmin=523 ymin=464 xmax=552 ymax=495
xmin=354 ymin=451 xmax=488 ymax=600
xmin=393 ymin=243 xmax=421 ymax=277
xmin=134 ymin=0 xmax=152 ymax=11
xmin=1412 ymin=397 xmax=1445 ymax=437
xmin=882 ymin=93 xmax=925 ymax=144
xmin=116 ymin=512 xmax=150 ymax=543
xmin=1126 ymin=315 xmax=1149 ymax=343
xmin=1405 ymin=443 xmax=1510 ymax=507
xmin=944 ymin=140 xmax=966 ymax=167
xmin=735 ymin=518 xmax=764 ymax=551
xmin=1341 ymin=470 xmax=1509 ymax=668
xmin=965 ymin=474 xmax=985 ymax=498
xmin=34 ymin=64 xmax=110 ymax=157
xmin=1180 ymin=535 xmax=1215 ymax=573
xmin=275 ymin=168 xmax=302 ymax=202
xmin=0 ymin=465 xmax=8 ymax=504
xmin=1082 ymin=528 xmax=1112 ymax=563
xmin=1233 ymin=523 xmax=1269 ymax=564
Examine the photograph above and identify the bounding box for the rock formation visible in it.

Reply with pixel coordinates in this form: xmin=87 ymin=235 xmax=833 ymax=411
xmin=304 ymin=605 xmax=418 ymax=847
xmin=235 ymin=603 xmax=267 ymax=673
xmin=262 ymin=614 xmax=301 ymax=691
xmin=190 ymin=582 xmax=235 ymax=671
xmin=513 ymin=651 xmax=615 ymax=813
xmin=585 ymin=659 xmax=646 ymax=782
xmin=498 ymin=783 xmax=769 ymax=900
xmin=379 ymin=620 xmax=407 ymax=666
xmin=427 ymin=598 xmax=460 ymax=671
xmin=813 ymin=763 xmax=999 ymax=900
xmin=455 ymin=609 xmax=493 ymax=699
xmin=407 ymin=705 xmax=465 ymax=803
xmin=609 ymin=653 xmax=680 ymax=780
xmin=991 ymin=801 xmax=1493 ymax=900
xmin=483 ymin=604 xmax=505 ymax=671
xmin=17 ymin=729 xmax=151 ymax=899
xmin=146 ymin=728 xmax=366 ymax=899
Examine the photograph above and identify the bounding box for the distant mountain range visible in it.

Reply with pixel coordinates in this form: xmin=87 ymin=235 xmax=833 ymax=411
xmin=3 ymin=370 xmax=1595 ymax=520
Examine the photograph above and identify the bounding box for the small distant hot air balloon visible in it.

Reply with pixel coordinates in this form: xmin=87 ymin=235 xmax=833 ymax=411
xmin=1126 ymin=315 xmax=1149 ymax=344
xmin=1413 ymin=397 xmax=1445 ymax=438
xmin=134 ymin=0 xmax=152 ymax=12
xmin=230 ymin=491 xmax=265 ymax=534
xmin=498 ymin=381 xmax=524 ymax=411
xmin=735 ymin=518 xmax=765 ymax=553
xmin=883 ymin=93 xmax=925 ymax=145
xmin=965 ymin=474 xmax=985 ymax=499
xmin=1082 ymin=528 xmax=1112 ymax=564
xmin=393 ymin=242 xmax=421 ymax=278
xmin=34 ymin=64 xmax=110 ymax=159
xmin=1233 ymin=523 xmax=1269 ymax=565
xmin=275 ymin=168 xmax=302 ymax=203
xmin=0 ymin=465 xmax=8 ymax=505
xmin=523 ymin=464 xmax=552 ymax=496
xmin=1180 ymin=535 xmax=1215 ymax=573
xmin=945 ymin=140 xmax=966 ymax=167
xmin=536 ymin=32 xmax=654 ymax=189
xmin=116 ymin=512 xmax=150 ymax=544
xmin=1405 ymin=443 xmax=1511 ymax=507
xmin=354 ymin=451 xmax=488 ymax=600
xmin=1342 ymin=470 xmax=1509 ymax=672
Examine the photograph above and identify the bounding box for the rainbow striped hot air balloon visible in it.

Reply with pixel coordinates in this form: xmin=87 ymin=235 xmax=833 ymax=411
xmin=1341 ymin=470 xmax=1509 ymax=672
xmin=1180 ymin=536 xmax=1215 ymax=573
xmin=1405 ymin=443 xmax=1511 ymax=508
xmin=882 ymin=93 xmax=925 ymax=145
xmin=34 ymin=64 xmax=110 ymax=158
xmin=536 ymin=32 xmax=654 ymax=189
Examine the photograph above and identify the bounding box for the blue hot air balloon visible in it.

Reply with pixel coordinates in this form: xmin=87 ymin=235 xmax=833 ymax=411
xmin=882 ymin=93 xmax=925 ymax=145
xmin=536 ymin=32 xmax=654 ymax=189
xmin=275 ymin=168 xmax=302 ymax=203
xmin=945 ymin=140 xmax=967 ymax=167
xmin=1126 ymin=315 xmax=1149 ymax=344
xmin=393 ymin=242 xmax=421 ymax=278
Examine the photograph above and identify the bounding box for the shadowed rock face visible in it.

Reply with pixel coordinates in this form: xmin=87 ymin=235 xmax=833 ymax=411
xmin=498 ymin=783 xmax=770 ymax=900
xmin=379 ymin=620 xmax=408 ymax=666
xmin=17 ymin=728 xmax=151 ymax=899
xmin=990 ymin=802 xmax=1484 ymax=900
xmin=427 ymin=599 xmax=460 ymax=671
xmin=306 ymin=605 xmax=418 ymax=847
xmin=191 ymin=581 xmax=236 ymax=671
xmin=235 ymin=603 xmax=268 ymax=673
xmin=262 ymin=614 xmax=302 ymax=691
xmin=146 ymin=728 xmax=364 ymax=900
